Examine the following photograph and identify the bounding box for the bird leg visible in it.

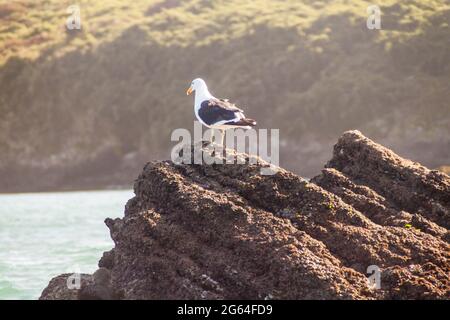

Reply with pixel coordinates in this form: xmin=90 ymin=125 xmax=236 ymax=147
xmin=221 ymin=130 xmax=225 ymax=146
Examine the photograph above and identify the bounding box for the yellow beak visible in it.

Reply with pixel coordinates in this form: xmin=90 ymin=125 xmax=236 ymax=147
xmin=186 ymin=87 xmax=193 ymax=95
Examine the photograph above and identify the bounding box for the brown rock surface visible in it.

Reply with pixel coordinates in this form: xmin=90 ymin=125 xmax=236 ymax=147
xmin=39 ymin=273 xmax=93 ymax=300
xmin=322 ymin=130 xmax=449 ymax=229
xmin=40 ymin=131 xmax=450 ymax=300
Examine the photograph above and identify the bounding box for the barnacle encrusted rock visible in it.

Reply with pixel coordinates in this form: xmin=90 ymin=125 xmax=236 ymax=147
xmin=40 ymin=131 xmax=450 ymax=300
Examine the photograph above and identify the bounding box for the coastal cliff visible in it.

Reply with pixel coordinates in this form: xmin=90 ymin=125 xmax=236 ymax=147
xmin=40 ymin=131 xmax=450 ymax=300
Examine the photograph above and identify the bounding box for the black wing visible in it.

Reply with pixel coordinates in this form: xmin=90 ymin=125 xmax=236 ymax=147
xmin=198 ymin=98 xmax=243 ymax=125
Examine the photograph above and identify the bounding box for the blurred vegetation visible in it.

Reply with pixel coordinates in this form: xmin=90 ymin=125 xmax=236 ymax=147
xmin=1 ymin=0 xmax=448 ymax=64
xmin=0 ymin=0 xmax=449 ymax=191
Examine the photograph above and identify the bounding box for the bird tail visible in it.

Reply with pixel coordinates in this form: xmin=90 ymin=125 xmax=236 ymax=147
xmin=229 ymin=118 xmax=257 ymax=127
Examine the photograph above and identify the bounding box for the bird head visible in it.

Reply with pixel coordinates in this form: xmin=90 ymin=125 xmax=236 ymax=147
xmin=186 ymin=78 xmax=206 ymax=95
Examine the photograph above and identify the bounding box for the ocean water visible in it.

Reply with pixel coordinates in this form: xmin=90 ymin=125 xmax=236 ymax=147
xmin=0 ymin=189 xmax=133 ymax=300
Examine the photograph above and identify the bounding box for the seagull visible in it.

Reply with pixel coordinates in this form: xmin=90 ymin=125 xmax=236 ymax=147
xmin=186 ymin=78 xmax=256 ymax=145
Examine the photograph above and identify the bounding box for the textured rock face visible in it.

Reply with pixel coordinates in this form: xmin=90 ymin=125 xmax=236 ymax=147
xmin=39 ymin=274 xmax=93 ymax=300
xmin=321 ymin=131 xmax=449 ymax=230
xmin=40 ymin=131 xmax=450 ymax=300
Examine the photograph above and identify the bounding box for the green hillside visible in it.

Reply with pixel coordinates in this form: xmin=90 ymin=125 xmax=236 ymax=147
xmin=0 ymin=0 xmax=449 ymax=191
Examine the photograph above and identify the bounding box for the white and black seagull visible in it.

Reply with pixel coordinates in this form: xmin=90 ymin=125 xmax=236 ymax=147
xmin=186 ymin=78 xmax=256 ymax=145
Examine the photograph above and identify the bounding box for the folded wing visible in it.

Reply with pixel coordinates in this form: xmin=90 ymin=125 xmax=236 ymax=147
xmin=199 ymin=98 xmax=254 ymax=126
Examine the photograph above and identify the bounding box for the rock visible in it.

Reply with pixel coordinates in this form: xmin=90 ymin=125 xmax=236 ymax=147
xmin=311 ymin=167 xmax=449 ymax=241
xmin=39 ymin=273 xmax=93 ymax=300
xmin=40 ymin=131 xmax=450 ymax=300
xmin=40 ymin=269 xmax=123 ymax=300
xmin=99 ymin=250 xmax=115 ymax=269
xmin=78 ymin=268 xmax=123 ymax=300
xmin=324 ymin=130 xmax=449 ymax=229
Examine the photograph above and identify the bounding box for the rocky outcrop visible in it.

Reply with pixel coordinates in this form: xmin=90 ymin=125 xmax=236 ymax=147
xmin=40 ymin=131 xmax=450 ymax=300
xmin=39 ymin=273 xmax=93 ymax=300
xmin=318 ymin=131 xmax=449 ymax=230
